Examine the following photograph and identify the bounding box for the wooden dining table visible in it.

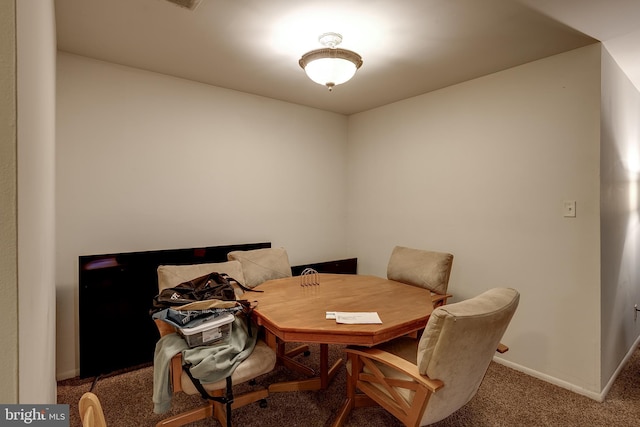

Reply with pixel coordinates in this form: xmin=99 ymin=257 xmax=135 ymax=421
xmin=249 ymin=273 xmax=434 ymax=393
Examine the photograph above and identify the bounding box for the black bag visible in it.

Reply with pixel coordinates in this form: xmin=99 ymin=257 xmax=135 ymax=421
xmin=152 ymin=272 xmax=237 ymax=311
xmin=151 ymin=271 xmax=260 ymax=337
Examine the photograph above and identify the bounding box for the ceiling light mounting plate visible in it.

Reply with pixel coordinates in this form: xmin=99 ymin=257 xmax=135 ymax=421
xmin=318 ymin=32 xmax=343 ymax=49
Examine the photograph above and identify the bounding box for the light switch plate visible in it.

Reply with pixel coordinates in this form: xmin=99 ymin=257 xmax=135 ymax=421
xmin=563 ymin=200 xmax=576 ymax=217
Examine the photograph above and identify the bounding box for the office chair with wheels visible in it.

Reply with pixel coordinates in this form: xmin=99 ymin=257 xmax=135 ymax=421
xmin=335 ymin=287 xmax=519 ymax=427
xmin=153 ymin=261 xmax=277 ymax=427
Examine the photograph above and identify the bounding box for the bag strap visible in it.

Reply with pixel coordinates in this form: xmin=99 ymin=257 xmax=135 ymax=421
xmin=235 ymin=300 xmax=257 ymax=337
xmin=183 ymin=363 xmax=233 ymax=427
xmin=222 ymin=273 xmax=263 ymax=294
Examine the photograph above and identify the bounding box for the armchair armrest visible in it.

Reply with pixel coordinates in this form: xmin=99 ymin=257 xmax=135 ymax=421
xmin=154 ymin=318 xmax=177 ymax=337
xmin=343 ymin=346 xmax=444 ymax=427
xmin=431 ymin=293 xmax=452 ymax=308
xmin=345 ymin=347 xmax=444 ymax=393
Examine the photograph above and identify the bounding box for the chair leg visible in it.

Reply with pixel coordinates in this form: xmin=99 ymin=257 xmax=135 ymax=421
xmin=212 ymin=388 xmax=270 ymax=427
xmin=231 ymin=389 xmax=269 ymax=408
xmin=331 ymin=352 xmax=360 ymax=427
xmin=155 ymin=402 xmax=213 ymax=427
xmin=209 ymin=387 xmax=232 ymax=427
xmin=286 ymin=344 xmax=311 ymax=358
xmin=157 ymin=387 xmax=269 ymax=427
xmin=212 ymin=396 xmax=228 ymax=427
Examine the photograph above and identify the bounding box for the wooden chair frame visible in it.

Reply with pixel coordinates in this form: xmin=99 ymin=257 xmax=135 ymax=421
xmin=335 ymin=344 xmax=509 ymax=427
xmin=431 ymin=293 xmax=452 ymax=308
xmin=79 ymin=392 xmax=107 ymax=427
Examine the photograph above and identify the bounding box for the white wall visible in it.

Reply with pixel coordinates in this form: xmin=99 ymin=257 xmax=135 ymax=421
xmin=56 ymin=43 xmax=640 ymax=399
xmin=600 ymin=47 xmax=640 ymax=388
xmin=16 ymin=0 xmax=57 ymax=403
xmin=0 ymin=0 xmax=18 ymax=404
xmin=347 ymin=45 xmax=603 ymax=394
xmin=55 ymin=53 xmax=349 ymax=378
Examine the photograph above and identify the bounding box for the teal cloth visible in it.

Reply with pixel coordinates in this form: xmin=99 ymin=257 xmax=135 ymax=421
xmin=152 ymin=316 xmax=257 ymax=414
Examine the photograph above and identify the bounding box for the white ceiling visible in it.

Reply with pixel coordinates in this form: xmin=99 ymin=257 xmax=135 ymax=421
xmin=54 ymin=0 xmax=640 ymax=115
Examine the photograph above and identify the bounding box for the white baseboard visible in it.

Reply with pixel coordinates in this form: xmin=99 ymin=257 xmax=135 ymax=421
xmin=492 ymin=356 xmax=604 ymax=402
xmin=599 ymin=335 xmax=640 ymax=400
xmin=56 ymin=368 xmax=79 ymax=382
xmin=493 ymin=337 xmax=640 ymax=403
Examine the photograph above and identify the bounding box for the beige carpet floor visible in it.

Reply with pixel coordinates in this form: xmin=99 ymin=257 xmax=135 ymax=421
xmin=58 ymin=343 xmax=640 ymax=426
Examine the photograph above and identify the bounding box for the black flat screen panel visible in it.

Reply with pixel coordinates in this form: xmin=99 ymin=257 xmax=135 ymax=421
xmin=78 ymin=242 xmax=271 ymax=378
xmin=291 ymin=258 xmax=357 ymax=276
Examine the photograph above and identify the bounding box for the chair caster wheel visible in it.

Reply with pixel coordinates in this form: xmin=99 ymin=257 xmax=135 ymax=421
xmin=303 ymin=350 xmax=311 ymax=357
xmin=259 ymin=399 xmax=268 ymax=408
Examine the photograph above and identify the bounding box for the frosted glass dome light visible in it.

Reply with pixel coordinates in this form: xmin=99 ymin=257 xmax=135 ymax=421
xmin=299 ymin=33 xmax=363 ymax=91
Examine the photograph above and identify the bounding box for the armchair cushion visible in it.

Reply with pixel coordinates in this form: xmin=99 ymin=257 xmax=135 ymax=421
xmin=386 ymin=246 xmax=453 ymax=295
xmin=227 ymin=247 xmax=292 ymax=288
xmin=180 ymin=340 xmax=276 ymax=394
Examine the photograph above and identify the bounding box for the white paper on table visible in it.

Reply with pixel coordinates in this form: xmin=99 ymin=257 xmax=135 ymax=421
xmin=334 ymin=312 xmax=382 ymax=324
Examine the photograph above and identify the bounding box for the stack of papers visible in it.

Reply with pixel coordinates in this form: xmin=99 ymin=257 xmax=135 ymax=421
xmin=326 ymin=311 xmax=382 ymax=324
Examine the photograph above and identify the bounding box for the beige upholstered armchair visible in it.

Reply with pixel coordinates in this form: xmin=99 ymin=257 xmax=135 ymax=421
xmin=153 ymin=261 xmax=277 ymax=427
xmin=387 ymin=246 xmax=454 ymax=308
xmin=335 ymin=287 xmax=519 ymax=427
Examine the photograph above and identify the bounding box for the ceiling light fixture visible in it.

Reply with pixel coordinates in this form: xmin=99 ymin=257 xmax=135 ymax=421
xmin=164 ymin=0 xmax=202 ymax=10
xmin=299 ymin=32 xmax=363 ymax=92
